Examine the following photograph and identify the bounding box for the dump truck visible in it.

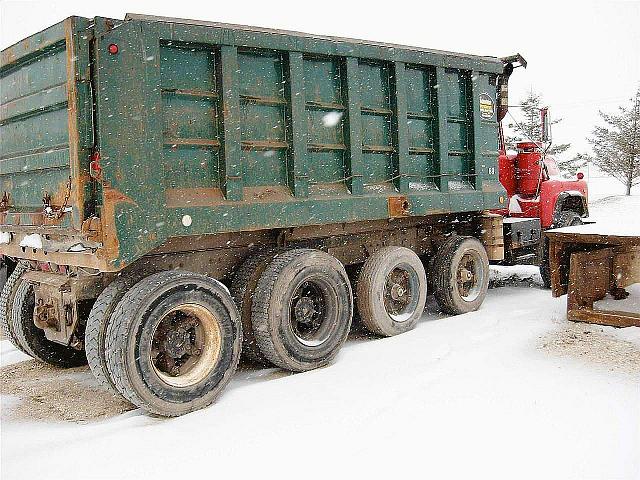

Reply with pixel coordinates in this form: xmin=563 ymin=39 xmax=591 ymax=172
xmin=1 ymin=14 xmax=518 ymax=416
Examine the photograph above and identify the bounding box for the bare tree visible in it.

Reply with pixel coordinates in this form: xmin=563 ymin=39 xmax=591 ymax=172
xmin=588 ymin=87 xmax=640 ymax=195
xmin=505 ymin=91 xmax=571 ymax=157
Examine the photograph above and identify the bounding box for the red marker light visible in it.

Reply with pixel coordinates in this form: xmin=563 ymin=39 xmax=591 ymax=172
xmin=108 ymin=43 xmax=119 ymax=55
xmin=577 ymin=172 xmax=584 ymax=180
xmin=90 ymin=151 xmax=102 ymax=178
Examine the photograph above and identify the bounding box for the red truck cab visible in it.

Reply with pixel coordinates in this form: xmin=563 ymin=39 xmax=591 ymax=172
xmin=496 ymin=141 xmax=588 ymax=227
xmin=493 ymin=125 xmax=588 ymax=286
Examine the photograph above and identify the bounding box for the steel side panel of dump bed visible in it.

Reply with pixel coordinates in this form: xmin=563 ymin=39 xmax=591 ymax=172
xmin=90 ymin=15 xmax=505 ymax=269
xmin=1 ymin=15 xmax=506 ymax=271
xmin=0 ymin=17 xmax=94 ymax=229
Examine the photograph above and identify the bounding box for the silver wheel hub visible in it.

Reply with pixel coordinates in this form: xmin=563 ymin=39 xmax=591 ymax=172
xmin=390 ymin=283 xmax=406 ymax=301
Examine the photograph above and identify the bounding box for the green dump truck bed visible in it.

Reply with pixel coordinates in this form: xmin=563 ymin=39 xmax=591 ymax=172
xmin=1 ymin=14 xmax=506 ymax=271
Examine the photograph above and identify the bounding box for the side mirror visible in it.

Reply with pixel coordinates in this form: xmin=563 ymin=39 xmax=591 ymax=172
xmin=540 ymin=107 xmax=551 ymax=143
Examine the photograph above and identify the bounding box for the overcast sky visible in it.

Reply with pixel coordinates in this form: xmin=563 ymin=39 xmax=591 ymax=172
xmin=1 ymin=0 xmax=638 ymax=160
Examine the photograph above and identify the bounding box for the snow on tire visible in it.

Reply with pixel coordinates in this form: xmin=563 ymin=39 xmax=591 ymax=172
xmin=356 ymin=246 xmax=427 ymax=337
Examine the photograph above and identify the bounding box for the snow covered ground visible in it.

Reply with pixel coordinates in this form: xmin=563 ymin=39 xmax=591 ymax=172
xmin=1 ymin=189 xmax=639 ymax=480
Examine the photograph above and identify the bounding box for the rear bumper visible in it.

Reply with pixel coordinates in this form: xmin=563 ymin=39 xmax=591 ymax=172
xmin=0 ymin=225 xmax=108 ymax=271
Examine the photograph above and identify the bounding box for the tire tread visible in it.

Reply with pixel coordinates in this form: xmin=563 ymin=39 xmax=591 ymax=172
xmin=251 ymin=249 xmax=314 ymax=370
xmin=0 ymin=262 xmax=28 ymax=352
xmin=85 ymin=274 xmax=140 ymax=396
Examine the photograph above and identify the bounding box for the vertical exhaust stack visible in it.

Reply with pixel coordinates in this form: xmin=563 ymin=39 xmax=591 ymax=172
xmin=497 ymin=54 xmax=527 ymax=122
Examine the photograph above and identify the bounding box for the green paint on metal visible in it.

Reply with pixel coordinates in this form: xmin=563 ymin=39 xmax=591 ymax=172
xmin=344 ymin=57 xmax=363 ymax=195
xmin=303 ymin=55 xmax=347 ymax=190
xmin=1 ymin=14 xmax=509 ymax=271
xmin=359 ymin=60 xmax=393 ymax=188
xmin=160 ymin=43 xmax=221 ymax=190
xmin=405 ymin=65 xmax=438 ymax=191
xmin=0 ymin=39 xmax=70 ymax=213
xmin=441 ymin=68 xmax=475 ymax=190
xmin=219 ymin=45 xmax=243 ymax=201
xmin=391 ymin=61 xmax=409 ymax=193
xmin=286 ymin=52 xmax=308 ymax=197
xmin=238 ymin=48 xmax=289 ymax=188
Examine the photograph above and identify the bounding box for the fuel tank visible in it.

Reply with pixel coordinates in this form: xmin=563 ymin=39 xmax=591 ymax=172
xmin=515 ymin=141 xmax=543 ymax=196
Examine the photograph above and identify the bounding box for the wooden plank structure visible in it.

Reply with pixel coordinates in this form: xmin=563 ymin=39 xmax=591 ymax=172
xmin=546 ymin=227 xmax=640 ymax=327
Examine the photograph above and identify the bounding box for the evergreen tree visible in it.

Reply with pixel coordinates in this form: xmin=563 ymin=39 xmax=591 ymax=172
xmin=557 ymin=152 xmax=589 ymax=178
xmin=587 ymin=87 xmax=640 ymax=195
xmin=505 ymin=91 xmax=571 ymax=158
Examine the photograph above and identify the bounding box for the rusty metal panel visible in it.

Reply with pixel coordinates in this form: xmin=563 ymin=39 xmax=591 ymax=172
xmin=0 ymin=17 xmax=92 ymax=228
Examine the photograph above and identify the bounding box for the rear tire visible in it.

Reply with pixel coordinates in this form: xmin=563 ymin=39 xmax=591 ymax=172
xmin=356 ymin=247 xmax=427 ymax=337
xmin=85 ymin=274 xmax=142 ymax=396
xmin=251 ymin=249 xmax=352 ymax=372
xmin=104 ymin=271 xmax=242 ymax=417
xmin=10 ymin=280 xmax=87 ymax=367
xmin=0 ymin=262 xmax=29 ymax=353
xmin=540 ymin=211 xmax=583 ymax=288
xmin=230 ymin=250 xmax=280 ymax=364
xmin=433 ymin=236 xmax=489 ymax=315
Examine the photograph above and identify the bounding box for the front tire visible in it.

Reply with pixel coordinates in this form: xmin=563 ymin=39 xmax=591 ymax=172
xmin=104 ymin=271 xmax=242 ymax=417
xmin=251 ymin=249 xmax=353 ymax=372
xmin=356 ymin=246 xmax=427 ymax=337
xmin=433 ymin=236 xmax=489 ymax=315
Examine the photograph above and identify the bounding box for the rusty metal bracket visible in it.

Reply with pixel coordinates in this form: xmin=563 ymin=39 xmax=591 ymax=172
xmin=388 ymin=196 xmax=410 ymax=217
xmin=0 ymin=192 xmax=10 ymax=212
xmin=22 ymin=271 xmax=103 ymax=346
xmin=42 ymin=177 xmax=72 ymax=220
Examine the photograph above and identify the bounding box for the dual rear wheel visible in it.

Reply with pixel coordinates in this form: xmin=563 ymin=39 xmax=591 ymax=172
xmin=90 ymin=271 xmax=242 ymax=416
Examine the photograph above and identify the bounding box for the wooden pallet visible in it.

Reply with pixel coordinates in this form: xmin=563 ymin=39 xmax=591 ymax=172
xmin=546 ymin=230 xmax=640 ymax=327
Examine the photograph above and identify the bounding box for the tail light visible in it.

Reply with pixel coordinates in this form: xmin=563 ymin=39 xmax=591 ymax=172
xmin=90 ymin=151 xmax=102 ymax=179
